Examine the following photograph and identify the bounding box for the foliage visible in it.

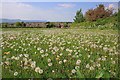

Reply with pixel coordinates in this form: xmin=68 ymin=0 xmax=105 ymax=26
xmin=15 ymin=22 xmax=26 ymax=27
xmin=64 ymin=22 xmax=70 ymax=28
xmin=1 ymin=23 xmax=9 ymax=28
xmin=85 ymin=4 xmax=113 ymax=21
xmin=45 ymin=22 xmax=55 ymax=28
xmin=73 ymin=9 xmax=84 ymax=23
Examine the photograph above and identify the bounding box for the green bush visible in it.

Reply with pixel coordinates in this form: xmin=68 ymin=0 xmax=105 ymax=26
xmin=1 ymin=23 xmax=9 ymax=28
xmin=15 ymin=22 xmax=26 ymax=27
xmin=46 ymin=22 xmax=55 ymax=28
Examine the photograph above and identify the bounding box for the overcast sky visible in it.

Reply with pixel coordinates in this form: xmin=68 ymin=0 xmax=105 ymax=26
xmin=0 ymin=2 xmax=118 ymax=22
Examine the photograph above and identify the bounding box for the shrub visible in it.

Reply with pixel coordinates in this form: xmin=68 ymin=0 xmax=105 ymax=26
xmin=15 ymin=22 xmax=26 ymax=27
xmin=85 ymin=4 xmax=113 ymax=21
xmin=1 ymin=23 xmax=9 ymax=28
xmin=64 ymin=22 xmax=70 ymax=28
xmin=45 ymin=22 xmax=55 ymax=28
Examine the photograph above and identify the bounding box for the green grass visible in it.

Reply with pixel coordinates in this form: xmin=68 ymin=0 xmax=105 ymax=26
xmin=71 ymin=15 xmax=118 ymax=29
xmin=1 ymin=28 xmax=119 ymax=79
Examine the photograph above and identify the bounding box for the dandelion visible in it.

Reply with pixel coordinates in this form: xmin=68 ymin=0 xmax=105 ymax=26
xmin=52 ymin=70 xmax=55 ymax=73
xmin=30 ymin=61 xmax=36 ymax=68
xmin=59 ymin=53 xmax=63 ymax=56
xmin=48 ymin=63 xmax=52 ymax=66
xmin=75 ymin=66 xmax=80 ymax=69
xmin=71 ymin=69 xmax=76 ymax=74
xmin=86 ymin=64 xmax=90 ymax=68
xmin=56 ymin=58 xmax=59 ymax=60
xmin=34 ymin=67 xmax=43 ymax=74
xmin=23 ymin=58 xmax=27 ymax=62
xmin=98 ymin=58 xmax=101 ymax=61
xmin=14 ymin=72 xmax=18 ymax=76
xmin=24 ymin=54 xmax=29 ymax=58
xmin=52 ymin=52 xmax=55 ymax=54
xmin=35 ymin=67 xmax=40 ymax=72
xmin=48 ymin=58 xmax=51 ymax=62
xmin=15 ymin=57 xmax=19 ymax=60
xmin=97 ymin=64 xmax=101 ymax=67
xmin=45 ymin=53 xmax=48 ymax=56
xmin=103 ymin=47 xmax=108 ymax=52
xmin=39 ymin=69 xmax=43 ymax=74
xmin=19 ymin=54 xmax=23 ymax=57
xmin=88 ymin=55 xmax=90 ymax=58
xmin=112 ymin=61 xmax=115 ymax=64
xmin=59 ymin=61 xmax=62 ymax=64
xmin=75 ymin=52 xmax=78 ymax=55
xmin=41 ymin=54 xmax=44 ymax=57
xmin=68 ymin=53 xmax=71 ymax=56
xmin=63 ymin=59 xmax=67 ymax=63
xmin=11 ymin=56 xmax=15 ymax=59
xmin=76 ymin=60 xmax=81 ymax=65
xmin=102 ymin=56 xmax=106 ymax=61
xmin=24 ymin=66 xmax=28 ymax=69
xmin=37 ymin=47 xmax=41 ymax=51
xmin=4 ymin=61 xmax=10 ymax=65
xmin=90 ymin=66 xmax=94 ymax=70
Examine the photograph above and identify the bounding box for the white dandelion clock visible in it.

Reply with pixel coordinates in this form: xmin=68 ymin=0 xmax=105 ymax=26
xmin=14 ymin=72 xmax=18 ymax=76
xmin=71 ymin=69 xmax=76 ymax=74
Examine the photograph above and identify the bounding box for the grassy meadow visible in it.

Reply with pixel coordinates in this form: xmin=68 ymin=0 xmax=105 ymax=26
xmin=1 ymin=28 xmax=119 ymax=78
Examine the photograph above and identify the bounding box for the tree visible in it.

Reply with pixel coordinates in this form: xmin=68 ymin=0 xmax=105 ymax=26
xmin=85 ymin=4 xmax=113 ymax=21
xmin=21 ymin=22 xmax=26 ymax=27
xmin=1 ymin=23 xmax=8 ymax=28
xmin=15 ymin=22 xmax=22 ymax=27
xmin=73 ymin=9 xmax=84 ymax=23
xmin=45 ymin=22 xmax=55 ymax=28
xmin=15 ymin=22 xmax=26 ymax=27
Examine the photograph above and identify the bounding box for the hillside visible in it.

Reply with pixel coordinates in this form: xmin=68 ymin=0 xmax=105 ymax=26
xmin=71 ymin=15 xmax=118 ymax=29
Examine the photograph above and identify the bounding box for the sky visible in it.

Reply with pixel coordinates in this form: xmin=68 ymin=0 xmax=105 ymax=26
xmin=0 ymin=2 xmax=119 ymax=22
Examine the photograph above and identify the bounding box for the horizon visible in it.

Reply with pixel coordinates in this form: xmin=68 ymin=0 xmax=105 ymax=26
xmin=1 ymin=2 xmax=118 ymax=22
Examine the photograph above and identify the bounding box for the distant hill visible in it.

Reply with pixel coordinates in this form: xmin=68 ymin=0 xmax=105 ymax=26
xmin=0 ymin=19 xmax=47 ymax=23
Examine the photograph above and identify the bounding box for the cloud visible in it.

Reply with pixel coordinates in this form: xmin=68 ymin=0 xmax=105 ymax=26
xmin=105 ymin=4 xmax=114 ymax=10
xmin=1 ymin=2 xmax=74 ymax=22
xmin=1 ymin=2 xmax=35 ymax=19
xmin=58 ymin=3 xmax=75 ymax=8
xmin=105 ymin=4 xmax=118 ymax=12
xmin=108 ymin=4 xmax=114 ymax=9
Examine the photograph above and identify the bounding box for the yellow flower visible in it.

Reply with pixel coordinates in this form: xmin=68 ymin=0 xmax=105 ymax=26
xmin=4 ymin=52 xmax=10 ymax=55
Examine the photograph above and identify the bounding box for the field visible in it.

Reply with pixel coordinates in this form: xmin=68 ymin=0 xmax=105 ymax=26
xmin=1 ymin=28 xmax=119 ymax=78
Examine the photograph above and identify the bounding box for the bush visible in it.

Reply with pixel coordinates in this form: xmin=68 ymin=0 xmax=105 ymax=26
xmin=45 ymin=22 xmax=55 ymax=28
xmin=1 ymin=23 xmax=9 ymax=28
xmin=85 ymin=4 xmax=113 ymax=21
xmin=64 ymin=22 xmax=70 ymax=28
xmin=15 ymin=22 xmax=26 ymax=27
